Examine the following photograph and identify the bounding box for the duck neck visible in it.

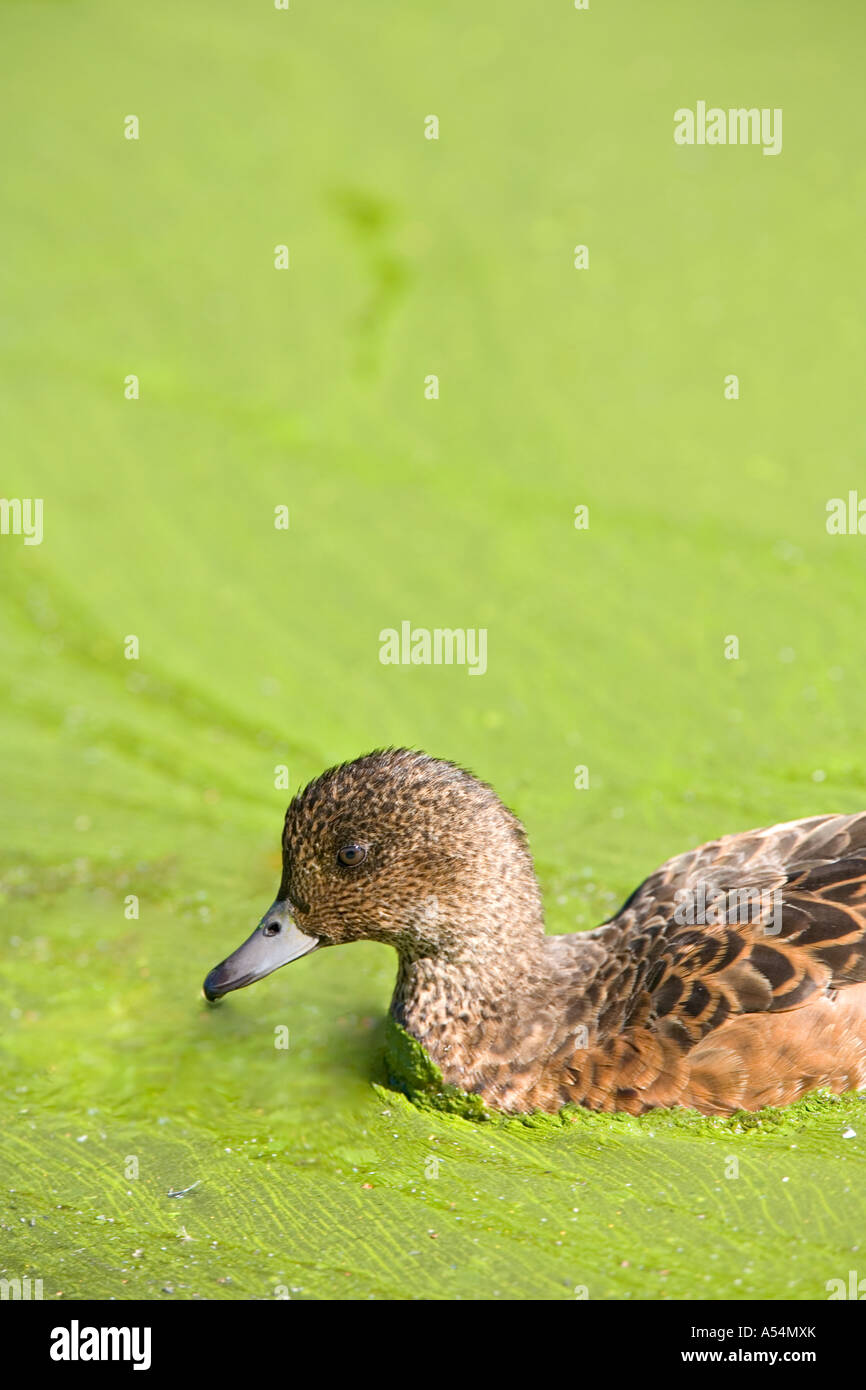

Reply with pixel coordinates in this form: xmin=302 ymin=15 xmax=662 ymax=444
xmin=390 ymin=916 xmax=547 ymax=1083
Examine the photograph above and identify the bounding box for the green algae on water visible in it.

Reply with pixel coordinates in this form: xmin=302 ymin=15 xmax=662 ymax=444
xmin=2 ymin=0 xmax=866 ymax=1303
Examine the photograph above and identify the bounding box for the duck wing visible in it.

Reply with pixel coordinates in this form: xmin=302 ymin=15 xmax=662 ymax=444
xmin=552 ymin=813 xmax=866 ymax=1111
xmin=611 ymin=811 xmax=866 ymax=1023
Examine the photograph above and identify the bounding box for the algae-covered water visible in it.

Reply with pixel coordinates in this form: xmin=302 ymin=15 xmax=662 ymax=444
xmin=1 ymin=0 xmax=865 ymax=1300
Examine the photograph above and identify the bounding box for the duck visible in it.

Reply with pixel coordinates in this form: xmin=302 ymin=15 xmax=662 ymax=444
xmin=202 ymin=748 xmax=866 ymax=1116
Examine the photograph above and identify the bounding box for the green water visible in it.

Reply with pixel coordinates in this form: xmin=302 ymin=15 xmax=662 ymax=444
xmin=1 ymin=0 xmax=864 ymax=1300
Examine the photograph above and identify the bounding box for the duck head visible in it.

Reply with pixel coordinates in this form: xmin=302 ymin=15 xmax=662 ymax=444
xmin=202 ymin=748 xmax=543 ymax=1001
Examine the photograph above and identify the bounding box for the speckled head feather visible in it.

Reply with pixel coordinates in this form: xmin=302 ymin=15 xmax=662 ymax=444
xmin=203 ymin=748 xmax=866 ymax=1117
xmin=278 ymin=748 xmax=543 ymax=961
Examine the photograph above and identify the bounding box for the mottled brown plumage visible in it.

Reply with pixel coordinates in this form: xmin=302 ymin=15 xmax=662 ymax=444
xmin=204 ymin=749 xmax=866 ymax=1116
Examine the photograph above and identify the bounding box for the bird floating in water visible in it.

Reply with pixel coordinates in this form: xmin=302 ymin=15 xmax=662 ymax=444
xmin=203 ymin=749 xmax=866 ymax=1116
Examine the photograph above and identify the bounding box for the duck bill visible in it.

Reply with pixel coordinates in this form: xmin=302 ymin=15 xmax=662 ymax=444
xmin=202 ymin=900 xmax=319 ymax=1002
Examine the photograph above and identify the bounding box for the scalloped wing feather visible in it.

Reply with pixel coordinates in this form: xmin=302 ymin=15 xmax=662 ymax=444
xmin=544 ymin=813 xmax=866 ymax=1114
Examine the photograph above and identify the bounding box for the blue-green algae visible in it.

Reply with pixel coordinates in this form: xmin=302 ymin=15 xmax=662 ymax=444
xmin=2 ymin=0 xmax=866 ymax=1303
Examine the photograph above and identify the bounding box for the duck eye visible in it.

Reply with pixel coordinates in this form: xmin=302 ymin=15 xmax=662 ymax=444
xmin=337 ymin=843 xmax=368 ymax=868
